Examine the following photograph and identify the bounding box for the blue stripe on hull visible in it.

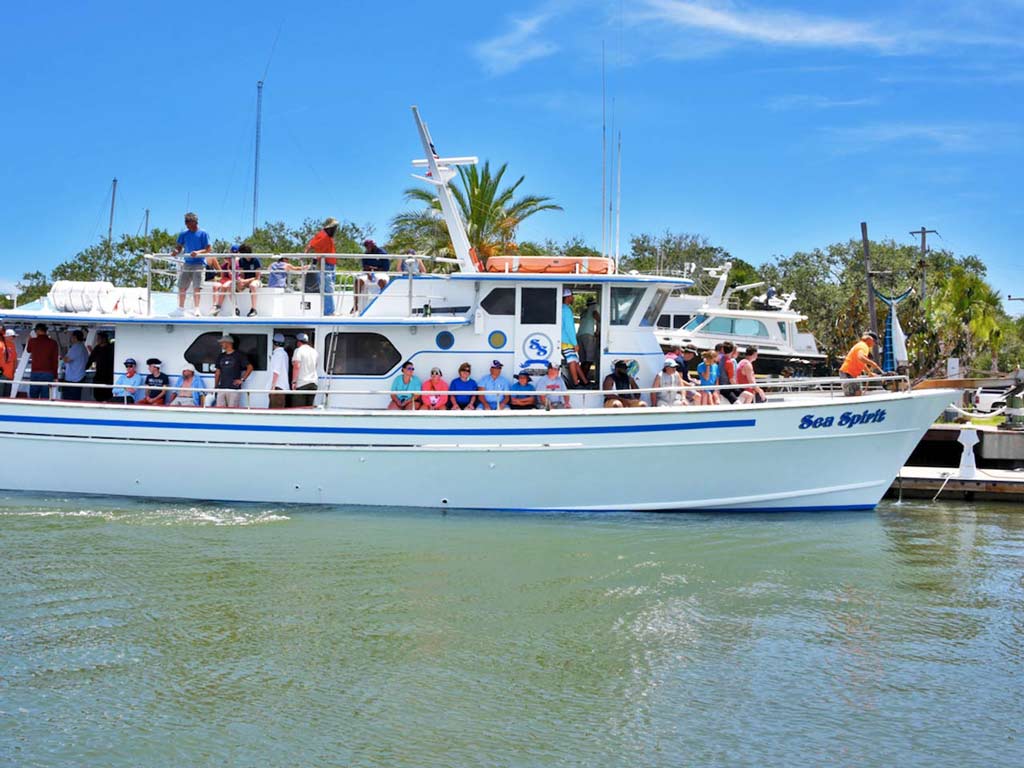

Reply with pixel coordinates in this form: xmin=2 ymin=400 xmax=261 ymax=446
xmin=0 ymin=413 xmax=756 ymax=438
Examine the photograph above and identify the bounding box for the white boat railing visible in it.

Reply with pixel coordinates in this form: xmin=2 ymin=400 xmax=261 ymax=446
xmin=142 ymin=252 xmax=440 ymax=318
xmin=6 ymin=374 xmax=913 ymax=409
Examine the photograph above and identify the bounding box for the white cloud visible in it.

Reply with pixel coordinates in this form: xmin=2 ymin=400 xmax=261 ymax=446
xmin=637 ymin=0 xmax=897 ymax=51
xmin=824 ymin=122 xmax=1022 ymax=153
xmin=474 ymin=14 xmax=560 ymax=76
xmin=768 ymin=94 xmax=878 ymax=111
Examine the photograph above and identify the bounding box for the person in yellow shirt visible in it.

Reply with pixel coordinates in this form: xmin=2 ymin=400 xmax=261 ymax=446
xmin=839 ymin=331 xmax=883 ymax=396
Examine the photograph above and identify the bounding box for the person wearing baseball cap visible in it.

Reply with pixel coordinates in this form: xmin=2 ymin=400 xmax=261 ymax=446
xmin=290 ymin=332 xmax=319 ymax=407
xmin=479 ymin=359 xmax=512 ymax=410
xmin=839 ymin=330 xmax=884 ymax=396
xmin=560 ymin=288 xmax=588 ymax=387
xmin=305 ymin=217 xmax=340 ymax=315
xmin=214 ymin=334 xmax=253 ymax=408
xmin=168 ymin=362 xmax=207 ymax=407
xmin=0 ymin=325 xmax=17 ymax=398
xmin=111 ymin=358 xmax=146 ymax=405
xmin=269 ymin=333 xmax=290 ymax=409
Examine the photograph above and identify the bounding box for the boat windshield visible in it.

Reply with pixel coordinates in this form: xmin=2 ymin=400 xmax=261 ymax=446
xmin=682 ymin=314 xmax=707 ymax=331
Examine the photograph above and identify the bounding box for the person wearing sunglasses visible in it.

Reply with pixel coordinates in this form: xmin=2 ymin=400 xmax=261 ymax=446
xmin=388 ymin=361 xmax=421 ymax=410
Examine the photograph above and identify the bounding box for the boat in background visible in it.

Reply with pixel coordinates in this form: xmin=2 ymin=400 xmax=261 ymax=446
xmin=655 ymin=262 xmax=829 ymax=376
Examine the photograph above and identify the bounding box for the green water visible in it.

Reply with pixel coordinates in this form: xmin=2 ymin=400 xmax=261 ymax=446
xmin=1 ymin=495 xmax=1021 ymax=767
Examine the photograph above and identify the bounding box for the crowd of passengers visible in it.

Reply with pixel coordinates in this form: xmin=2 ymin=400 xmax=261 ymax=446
xmin=169 ymin=213 xmax=410 ymax=317
xmin=2 ymin=320 xmax=766 ymax=410
xmin=384 ymin=341 xmax=766 ymax=410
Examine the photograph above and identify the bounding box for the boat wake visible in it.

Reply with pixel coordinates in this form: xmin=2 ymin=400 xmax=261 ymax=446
xmin=0 ymin=494 xmax=290 ymax=526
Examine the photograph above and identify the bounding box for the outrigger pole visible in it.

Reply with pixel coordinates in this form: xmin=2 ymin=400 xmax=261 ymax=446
xmin=409 ymin=106 xmax=480 ymax=273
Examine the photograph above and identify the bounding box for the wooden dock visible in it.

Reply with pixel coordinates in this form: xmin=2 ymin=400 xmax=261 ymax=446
xmin=888 ymin=466 xmax=1024 ymax=503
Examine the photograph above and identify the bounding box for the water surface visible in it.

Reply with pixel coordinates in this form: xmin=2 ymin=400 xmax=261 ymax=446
xmin=1 ymin=494 xmax=1021 ymax=767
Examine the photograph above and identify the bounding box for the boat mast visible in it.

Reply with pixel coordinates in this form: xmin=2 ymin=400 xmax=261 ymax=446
xmin=253 ymin=80 xmax=263 ymax=235
xmin=409 ymin=107 xmax=479 ymax=273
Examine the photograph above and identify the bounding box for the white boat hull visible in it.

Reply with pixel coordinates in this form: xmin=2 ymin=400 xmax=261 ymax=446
xmin=0 ymin=389 xmax=953 ymax=512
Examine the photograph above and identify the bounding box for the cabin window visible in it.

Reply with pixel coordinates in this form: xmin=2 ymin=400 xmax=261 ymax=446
xmin=703 ymin=316 xmax=734 ymax=335
xmin=185 ymin=332 xmax=267 ymax=374
xmin=733 ymin=318 xmax=770 ymax=337
xmin=657 ymin=314 xmax=671 ymax=328
xmin=777 ymin=322 xmax=788 ymax=339
xmin=323 ymin=332 xmax=402 ymax=375
xmin=609 ymin=287 xmax=645 ymax=325
xmin=481 ymin=288 xmax=515 ymax=316
xmin=520 ymin=287 xmax=557 ymax=325
xmin=640 ymin=288 xmax=671 ymax=327
xmin=683 ymin=314 xmax=707 ymax=331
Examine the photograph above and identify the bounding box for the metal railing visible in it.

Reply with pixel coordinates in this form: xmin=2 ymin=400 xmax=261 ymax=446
xmin=143 ymin=252 xmax=440 ymax=318
xmin=4 ymin=374 xmax=913 ymax=410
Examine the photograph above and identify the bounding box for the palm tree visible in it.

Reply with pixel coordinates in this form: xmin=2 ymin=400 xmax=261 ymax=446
xmin=928 ymin=265 xmax=1002 ymax=368
xmin=391 ymin=161 xmax=562 ymax=262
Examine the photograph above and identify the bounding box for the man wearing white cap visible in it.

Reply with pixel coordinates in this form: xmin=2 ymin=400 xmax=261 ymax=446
xmin=269 ymin=333 xmax=290 ymax=409
xmin=560 ymin=289 xmax=587 ymax=387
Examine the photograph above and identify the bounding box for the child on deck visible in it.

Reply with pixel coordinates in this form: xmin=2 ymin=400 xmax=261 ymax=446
xmin=696 ymin=350 xmax=720 ymax=406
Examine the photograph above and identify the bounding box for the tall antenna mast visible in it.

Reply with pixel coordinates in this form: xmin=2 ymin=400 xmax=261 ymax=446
xmin=614 ymin=131 xmax=622 ymax=269
xmin=107 ymin=178 xmax=117 ymax=243
xmin=252 ymin=80 xmax=264 ymax=234
xmin=601 ymin=41 xmax=607 ymax=259
xmin=144 ymin=208 xmax=150 ymax=237
xmin=607 ymin=98 xmax=615 ymax=259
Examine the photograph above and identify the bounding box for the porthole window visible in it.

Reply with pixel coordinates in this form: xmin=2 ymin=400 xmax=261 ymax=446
xmin=323 ymin=332 xmax=402 ymax=375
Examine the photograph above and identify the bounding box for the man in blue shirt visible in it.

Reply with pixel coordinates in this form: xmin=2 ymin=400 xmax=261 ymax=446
xmin=478 ymin=360 xmax=512 ymax=410
xmin=111 ymin=358 xmax=146 ymax=405
xmin=170 ymin=212 xmax=212 ymax=317
xmin=60 ymin=330 xmax=88 ymax=401
xmin=561 ymin=289 xmax=588 ymax=387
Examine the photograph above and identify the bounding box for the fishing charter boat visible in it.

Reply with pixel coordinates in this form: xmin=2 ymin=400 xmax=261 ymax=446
xmin=0 ymin=108 xmax=953 ymax=511
xmin=655 ymin=263 xmax=829 ymax=376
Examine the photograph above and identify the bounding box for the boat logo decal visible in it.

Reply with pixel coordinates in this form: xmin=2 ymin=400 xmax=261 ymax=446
xmin=522 ymin=332 xmax=553 ymax=364
xmin=799 ymin=408 xmax=887 ymax=430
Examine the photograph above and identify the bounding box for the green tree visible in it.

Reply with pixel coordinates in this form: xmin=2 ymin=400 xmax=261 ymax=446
xmin=621 ymin=231 xmax=732 ymax=277
xmin=392 ymin=161 xmax=562 ymax=261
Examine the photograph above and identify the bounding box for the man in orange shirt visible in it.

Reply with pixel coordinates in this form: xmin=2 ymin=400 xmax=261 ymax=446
xmin=839 ymin=331 xmax=883 ymax=396
xmin=305 ymin=217 xmax=339 ymax=315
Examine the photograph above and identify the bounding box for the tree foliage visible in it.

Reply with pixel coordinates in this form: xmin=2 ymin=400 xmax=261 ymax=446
xmin=392 ymin=161 xmax=562 ymax=261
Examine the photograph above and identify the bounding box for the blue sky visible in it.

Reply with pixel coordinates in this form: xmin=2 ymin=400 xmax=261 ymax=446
xmin=3 ymin=1 xmax=1022 ymax=312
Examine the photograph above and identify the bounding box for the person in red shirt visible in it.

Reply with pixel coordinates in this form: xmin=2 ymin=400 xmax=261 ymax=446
xmin=26 ymin=323 xmax=59 ymax=399
xmin=305 ymin=217 xmax=339 ymax=315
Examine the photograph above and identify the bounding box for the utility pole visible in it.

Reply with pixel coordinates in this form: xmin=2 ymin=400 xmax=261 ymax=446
xmin=861 ymin=222 xmax=880 ymax=359
xmin=909 ymin=226 xmax=937 ymax=301
xmin=253 ymin=80 xmax=264 ymax=235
